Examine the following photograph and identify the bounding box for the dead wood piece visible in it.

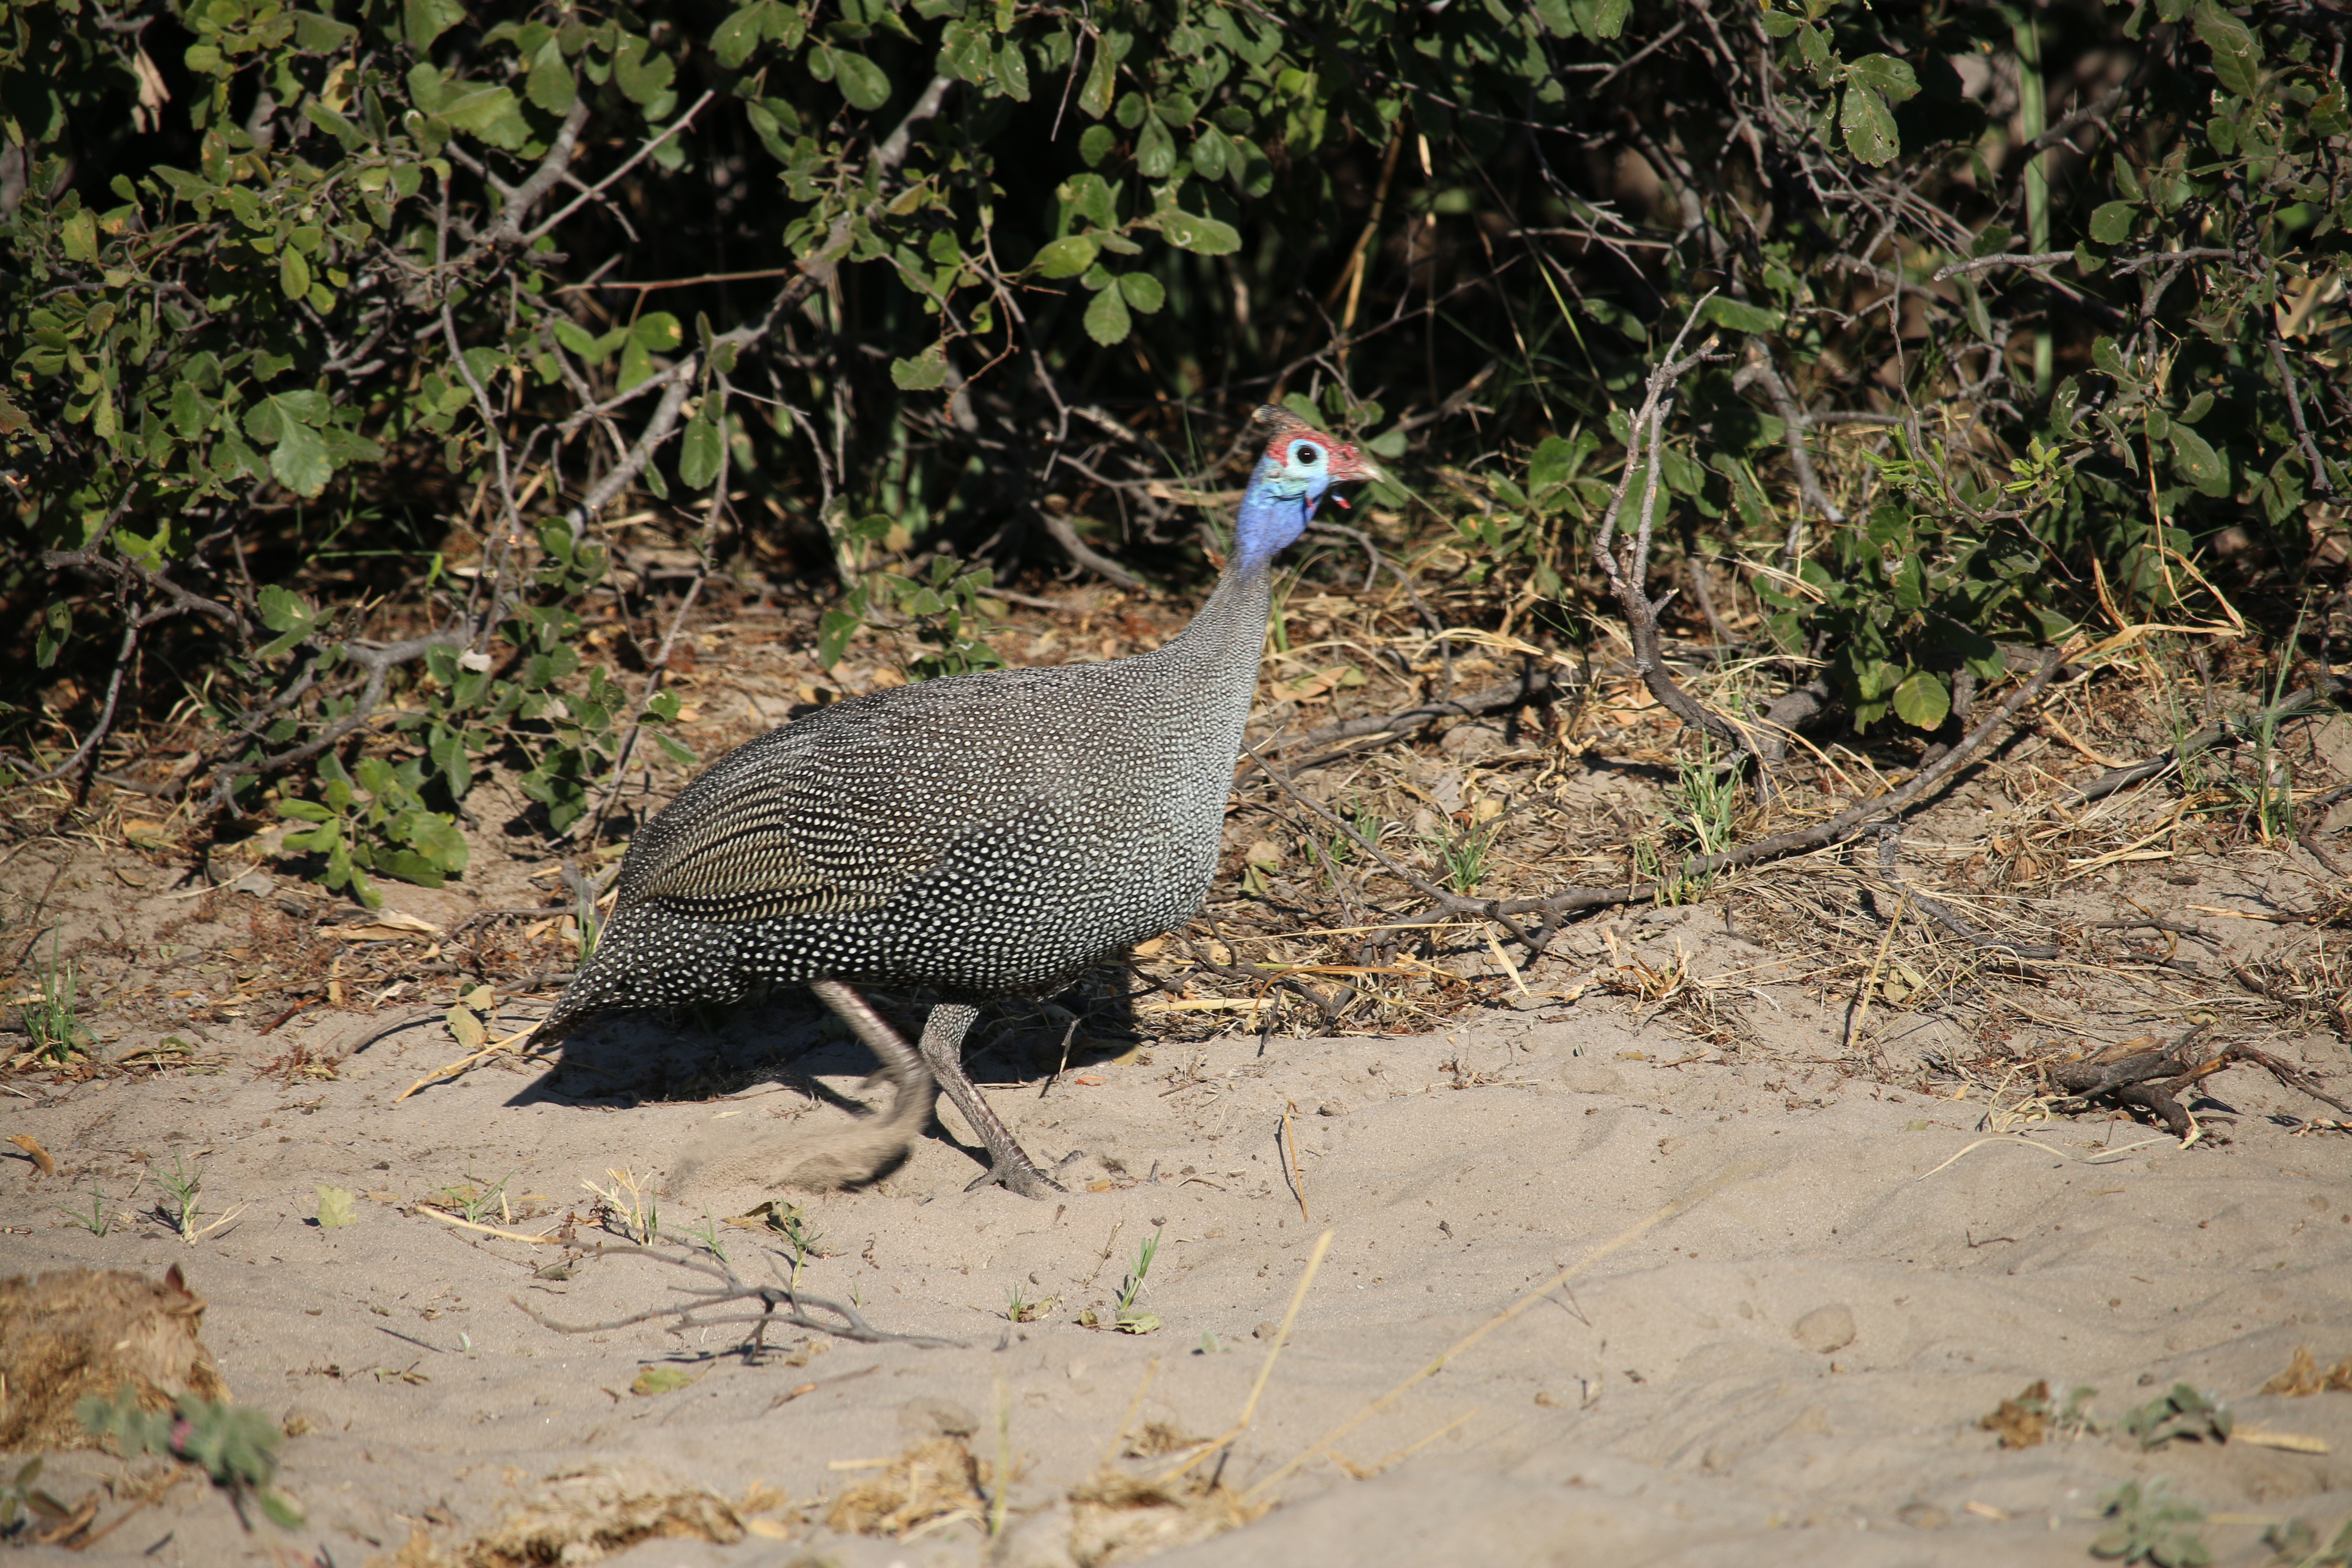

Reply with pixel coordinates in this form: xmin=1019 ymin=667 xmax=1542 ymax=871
xmin=0 ymin=1264 xmax=231 ymax=1451
xmin=2049 ymin=1052 xmax=2195 ymax=1140
xmin=2045 ymin=1025 xmax=2352 ymax=1136
xmin=1757 ymin=677 xmax=1833 ymax=766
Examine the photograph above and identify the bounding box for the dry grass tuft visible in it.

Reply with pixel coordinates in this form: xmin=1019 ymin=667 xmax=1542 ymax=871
xmin=0 ymin=1264 xmax=230 ymax=1451
xmin=2261 ymin=1346 xmax=2352 ymax=1397
xmin=1065 ymin=1468 xmax=1265 ymax=1567
xmin=459 ymin=1464 xmax=745 ymax=1567
xmin=823 ymin=1436 xmax=984 ymax=1539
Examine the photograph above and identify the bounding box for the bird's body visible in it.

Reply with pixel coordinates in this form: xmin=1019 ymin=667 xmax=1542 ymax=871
xmin=531 ymin=407 xmax=1377 ymax=1195
xmin=560 ymin=574 xmax=1266 ymax=1011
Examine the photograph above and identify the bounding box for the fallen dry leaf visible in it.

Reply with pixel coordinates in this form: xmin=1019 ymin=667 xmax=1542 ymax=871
xmin=1979 ymin=1381 xmax=2048 ymax=1449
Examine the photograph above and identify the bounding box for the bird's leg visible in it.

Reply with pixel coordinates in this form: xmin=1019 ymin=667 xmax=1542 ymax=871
xmin=919 ymin=1003 xmax=1068 ymax=1199
xmin=808 ymin=980 xmax=939 ymax=1134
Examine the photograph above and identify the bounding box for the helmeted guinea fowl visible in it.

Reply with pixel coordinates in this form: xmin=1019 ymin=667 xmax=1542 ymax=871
xmin=528 ymin=406 xmax=1379 ymax=1197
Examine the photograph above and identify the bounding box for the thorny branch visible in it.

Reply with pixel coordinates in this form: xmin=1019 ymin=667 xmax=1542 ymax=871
xmin=510 ymin=1241 xmax=961 ymax=1353
xmin=1588 ymin=301 xmax=1774 ymax=794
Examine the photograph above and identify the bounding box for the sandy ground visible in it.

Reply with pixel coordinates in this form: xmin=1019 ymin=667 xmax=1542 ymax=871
xmin=5 ymin=842 xmax=2352 ymax=1567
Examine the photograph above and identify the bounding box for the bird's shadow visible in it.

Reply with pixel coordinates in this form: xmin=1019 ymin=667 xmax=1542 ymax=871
xmin=505 ymin=971 xmax=1148 ymax=1117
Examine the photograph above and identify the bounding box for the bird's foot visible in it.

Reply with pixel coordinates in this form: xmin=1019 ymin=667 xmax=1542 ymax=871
xmin=964 ymin=1147 xmax=1079 ymax=1200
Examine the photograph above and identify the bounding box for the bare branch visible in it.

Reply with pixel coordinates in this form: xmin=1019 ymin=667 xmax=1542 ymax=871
xmin=1932 ymin=250 xmax=2074 ymax=282
xmin=525 ymin=92 xmax=715 ymax=245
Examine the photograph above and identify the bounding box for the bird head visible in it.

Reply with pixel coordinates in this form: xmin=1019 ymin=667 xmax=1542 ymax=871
xmin=1231 ymin=406 xmax=1383 ymax=570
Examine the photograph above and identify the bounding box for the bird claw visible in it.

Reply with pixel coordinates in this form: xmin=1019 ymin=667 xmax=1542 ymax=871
xmin=965 ymin=1153 xmax=1068 ymax=1199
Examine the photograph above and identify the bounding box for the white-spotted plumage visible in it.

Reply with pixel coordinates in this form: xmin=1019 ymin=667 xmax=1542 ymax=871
xmin=530 ymin=407 xmax=1379 ymax=1195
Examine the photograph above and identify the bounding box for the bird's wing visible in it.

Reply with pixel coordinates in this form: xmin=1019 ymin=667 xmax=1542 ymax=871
xmin=616 ymin=665 xmax=1095 ymax=922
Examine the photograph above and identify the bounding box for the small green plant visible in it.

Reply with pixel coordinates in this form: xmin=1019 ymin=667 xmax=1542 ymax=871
xmin=63 ymin=1178 xmax=113 ymax=1237
xmin=2090 ymin=1478 xmax=2208 ymax=1567
xmin=19 ymin=928 xmax=88 ymax=1062
xmin=76 ymin=1386 xmax=303 ymax=1529
xmin=442 ymin=1170 xmax=520 ymax=1231
xmin=0 ymin=1456 xmax=74 ymax=1540
xmin=819 ymin=520 xmax=1007 ymax=681
xmin=1005 ymin=1283 xmax=1054 ymax=1323
xmin=684 ymin=1213 xmax=729 ymax=1266
xmin=153 ymin=1155 xmax=202 ymax=1241
xmin=2239 ymin=608 xmax=2305 ymax=843
xmin=275 ymin=752 xmax=470 ymax=910
xmin=1436 ymin=821 xmax=1494 ymax=897
xmin=2263 ymin=1516 xmax=2352 ymax=1568
xmin=2123 ymin=1383 xmax=2232 ymax=1450
xmin=751 ymin=1201 xmax=826 ymax=1291
xmin=1663 ymin=751 xmax=1740 ymax=897
xmin=1112 ymin=1228 xmax=1162 ymax=1334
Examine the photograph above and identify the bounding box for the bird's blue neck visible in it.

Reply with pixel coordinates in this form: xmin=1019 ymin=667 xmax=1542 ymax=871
xmin=1229 ymin=465 xmax=1317 ymax=578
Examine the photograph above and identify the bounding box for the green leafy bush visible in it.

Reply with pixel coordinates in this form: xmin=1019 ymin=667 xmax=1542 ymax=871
xmin=3 ymin=0 xmax=2342 ymax=891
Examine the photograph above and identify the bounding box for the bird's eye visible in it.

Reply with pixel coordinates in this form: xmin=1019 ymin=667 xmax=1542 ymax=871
xmin=1293 ymin=444 xmax=1320 ymax=466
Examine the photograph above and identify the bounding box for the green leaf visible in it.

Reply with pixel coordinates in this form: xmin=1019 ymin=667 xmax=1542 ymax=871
xmin=632 ymin=312 xmax=683 ymax=349
xmin=1158 ymin=210 xmax=1240 ymax=255
xmin=938 ymin=20 xmax=991 ymax=81
xmin=404 ymin=0 xmax=464 ymax=50
xmin=2170 ymin=425 xmax=2229 ymax=496
xmin=1529 ymin=435 xmax=1580 ymax=495
xmin=834 ymin=49 xmax=891 ymax=110
xmin=714 ymin=4 xmax=769 ymax=70
xmin=527 ymin=38 xmax=576 ymax=115
xmin=295 ymin=12 xmax=357 ymax=52
xmin=1846 ymin=53 xmax=1920 ymax=104
xmin=1571 ymin=0 xmax=1629 ymax=39
xmin=891 ymin=348 xmax=949 ymax=390
xmin=271 ymin=420 xmax=334 ymax=498
xmin=1079 ymin=37 xmax=1118 ymax=119
xmin=315 ymin=1185 xmax=358 ymax=1228
xmin=2090 ymin=200 xmax=2137 ymax=245
xmin=1084 ymin=283 xmax=1132 ymax=344
xmin=438 ymin=85 xmax=518 ymax=134
xmin=301 ymin=98 xmax=367 ymax=149
xmin=1841 ymin=85 xmax=1900 ymax=165
xmin=2192 ymin=0 xmax=2262 ymax=98
xmin=1136 ymin=115 xmax=1176 ymax=178
xmin=1032 ymin=235 xmax=1098 ymax=278
xmin=1700 ymin=296 xmax=1782 ymax=334
xmin=994 ymin=38 xmax=1031 ymax=101
xmin=678 ymin=413 xmax=724 ymax=487
xmin=613 ymin=35 xmax=677 ymax=107
xmin=279 ymin=249 xmax=312 ymax=301
xmin=1190 ymin=127 xmax=1230 ymax=179
xmin=257 ymin=583 xmax=315 ymax=635
xmin=1118 ymin=273 xmax=1166 ymax=313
